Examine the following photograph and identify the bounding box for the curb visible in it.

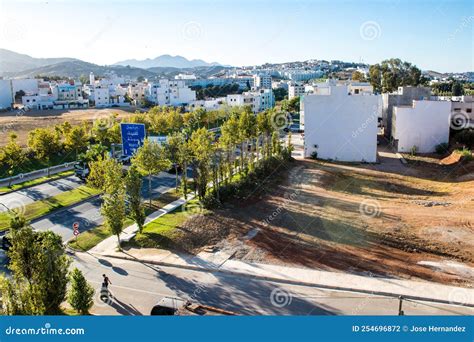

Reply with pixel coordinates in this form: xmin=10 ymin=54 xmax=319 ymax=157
xmin=99 ymin=253 xmax=474 ymax=308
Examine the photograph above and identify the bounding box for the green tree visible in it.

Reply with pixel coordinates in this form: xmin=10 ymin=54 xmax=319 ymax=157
xmin=166 ymin=132 xmax=184 ymax=190
xmin=101 ymin=189 xmax=126 ymax=248
xmin=64 ymin=125 xmax=88 ymax=159
xmin=132 ymin=139 xmax=171 ymax=207
xmin=1 ymin=133 xmax=25 ymax=184
xmin=452 ymin=81 xmax=464 ymax=96
xmin=238 ymin=108 xmax=256 ymax=171
xmin=351 ymin=70 xmax=366 ymax=82
xmin=189 ymin=128 xmax=214 ymax=199
xmin=27 ymin=128 xmax=62 ymax=176
xmin=125 ymin=165 xmax=146 ymax=233
xmin=369 ymin=58 xmax=423 ymax=93
xmin=67 ymin=268 xmax=94 ymax=315
xmin=9 ymin=212 xmax=27 ymax=231
xmin=7 ymin=227 xmax=71 ymax=314
xmin=87 ymin=156 xmax=123 ymax=193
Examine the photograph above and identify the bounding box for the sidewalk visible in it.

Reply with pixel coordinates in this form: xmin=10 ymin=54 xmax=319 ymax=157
xmin=89 ymin=192 xmax=195 ymax=254
xmin=95 ymin=246 xmax=474 ymax=308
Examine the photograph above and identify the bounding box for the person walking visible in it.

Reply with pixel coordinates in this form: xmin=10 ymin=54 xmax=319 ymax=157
xmin=102 ymin=274 xmax=112 ymax=288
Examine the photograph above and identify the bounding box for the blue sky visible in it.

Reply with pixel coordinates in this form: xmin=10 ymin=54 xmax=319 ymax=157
xmin=0 ymin=0 xmax=472 ymax=72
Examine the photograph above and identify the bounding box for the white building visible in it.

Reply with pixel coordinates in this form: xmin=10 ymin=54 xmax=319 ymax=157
xmin=93 ymin=86 xmax=110 ymax=107
xmin=288 ymin=82 xmax=305 ymax=99
xmin=22 ymin=81 xmax=88 ymax=110
xmin=303 ymin=85 xmax=380 ymax=162
xmin=254 ymin=74 xmax=272 ymax=89
xmin=146 ymin=79 xmax=196 ymax=106
xmin=187 ymin=97 xmax=227 ymax=111
xmin=227 ymin=89 xmax=274 ymax=113
xmin=392 ymin=100 xmax=451 ymax=153
xmin=11 ymin=78 xmax=39 ymax=97
xmin=0 ymin=79 xmax=13 ymax=110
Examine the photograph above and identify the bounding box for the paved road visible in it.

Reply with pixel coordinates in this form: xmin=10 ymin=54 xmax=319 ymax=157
xmin=0 ymin=175 xmax=82 ymax=212
xmin=74 ymin=253 xmax=473 ymax=316
xmin=31 ymin=171 xmax=176 ymax=242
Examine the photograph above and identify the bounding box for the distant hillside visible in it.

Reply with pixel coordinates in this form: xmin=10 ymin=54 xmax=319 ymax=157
xmin=147 ymin=65 xmax=229 ymax=79
xmin=115 ymin=54 xmax=222 ymax=69
xmin=2 ymin=60 xmax=158 ymax=80
xmin=0 ymin=48 xmax=77 ymax=73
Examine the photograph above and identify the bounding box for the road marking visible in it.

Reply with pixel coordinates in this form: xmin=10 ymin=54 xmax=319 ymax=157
xmin=88 ymin=279 xmax=177 ymax=297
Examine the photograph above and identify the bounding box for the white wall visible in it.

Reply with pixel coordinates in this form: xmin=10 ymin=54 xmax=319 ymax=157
xmin=393 ymin=100 xmax=451 ymax=153
xmin=0 ymin=80 xmax=13 ymax=109
xmin=11 ymin=79 xmax=39 ymax=95
xmin=303 ymin=86 xmax=380 ymax=162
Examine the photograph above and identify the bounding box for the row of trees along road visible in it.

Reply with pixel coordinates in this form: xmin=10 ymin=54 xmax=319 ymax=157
xmin=86 ymin=105 xmax=293 ymax=247
xmin=0 ymin=105 xmax=231 ymax=178
xmin=0 ymin=214 xmax=94 ymax=315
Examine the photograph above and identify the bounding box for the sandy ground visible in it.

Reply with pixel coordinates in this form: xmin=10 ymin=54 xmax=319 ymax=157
xmin=177 ymin=138 xmax=474 ymax=287
xmin=0 ymin=107 xmax=138 ymax=146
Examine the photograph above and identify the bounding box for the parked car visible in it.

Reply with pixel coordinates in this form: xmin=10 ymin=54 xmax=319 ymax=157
xmin=150 ymin=297 xmax=236 ymax=316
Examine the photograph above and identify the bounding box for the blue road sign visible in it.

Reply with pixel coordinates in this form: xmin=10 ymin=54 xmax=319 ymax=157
xmin=120 ymin=123 xmax=146 ymax=156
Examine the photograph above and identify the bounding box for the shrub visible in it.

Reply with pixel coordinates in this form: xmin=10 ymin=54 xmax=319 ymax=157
xmin=67 ymin=268 xmax=94 ymax=315
xmin=457 ymin=148 xmax=473 ymax=161
xmin=454 ymin=129 xmax=474 ymax=148
xmin=435 ymin=142 xmax=449 ymax=155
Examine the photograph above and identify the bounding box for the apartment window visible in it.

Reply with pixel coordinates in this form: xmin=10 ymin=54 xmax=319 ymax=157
xmin=467 ymin=108 xmax=472 ymax=113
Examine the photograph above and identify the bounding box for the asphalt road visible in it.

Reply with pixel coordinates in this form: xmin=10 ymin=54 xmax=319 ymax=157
xmin=0 ymin=175 xmax=82 ymax=212
xmin=74 ymin=253 xmax=473 ymax=316
xmin=31 ymin=171 xmax=176 ymax=242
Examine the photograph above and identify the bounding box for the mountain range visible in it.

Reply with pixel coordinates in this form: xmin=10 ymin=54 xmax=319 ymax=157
xmin=0 ymin=49 xmax=227 ymax=79
xmin=114 ymin=54 xmax=221 ymax=69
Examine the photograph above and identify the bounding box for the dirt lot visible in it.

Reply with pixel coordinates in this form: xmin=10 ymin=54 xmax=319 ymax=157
xmin=0 ymin=107 xmax=138 ymax=146
xmin=177 ymin=154 xmax=474 ymax=287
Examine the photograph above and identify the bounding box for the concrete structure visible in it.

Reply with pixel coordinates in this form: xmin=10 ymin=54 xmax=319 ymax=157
xmin=0 ymin=79 xmax=13 ymax=110
xmin=22 ymin=81 xmax=88 ymax=110
xmin=11 ymin=78 xmax=39 ymax=97
xmin=146 ymin=79 xmax=196 ymax=106
xmin=303 ymin=85 xmax=380 ymax=162
xmin=288 ymin=82 xmax=305 ymax=99
xmin=227 ymin=89 xmax=274 ymax=113
xmin=254 ymin=74 xmax=272 ymax=89
xmin=392 ymin=100 xmax=451 ymax=153
xmin=187 ymin=97 xmax=227 ymax=111
xmin=382 ymin=86 xmax=431 ymax=138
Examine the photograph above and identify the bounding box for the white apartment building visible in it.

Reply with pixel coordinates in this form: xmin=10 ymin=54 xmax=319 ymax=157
xmin=128 ymin=83 xmax=147 ymax=104
xmin=22 ymin=81 xmax=88 ymax=110
xmin=92 ymin=86 xmax=110 ymax=107
xmin=227 ymin=89 xmax=274 ymax=113
xmin=12 ymin=78 xmax=39 ymax=97
xmin=0 ymin=79 xmax=13 ymax=110
xmin=303 ymin=85 xmax=380 ymax=162
xmin=146 ymin=79 xmax=196 ymax=106
xmin=288 ymin=82 xmax=306 ymax=99
xmin=392 ymin=100 xmax=451 ymax=153
xmin=187 ymin=97 xmax=227 ymax=111
xmin=254 ymin=74 xmax=272 ymax=89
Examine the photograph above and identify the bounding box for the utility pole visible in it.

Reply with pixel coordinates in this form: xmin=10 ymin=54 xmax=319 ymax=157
xmin=398 ymin=296 xmax=404 ymax=316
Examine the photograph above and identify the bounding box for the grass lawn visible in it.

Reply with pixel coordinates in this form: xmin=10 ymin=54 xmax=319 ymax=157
xmin=68 ymin=189 xmax=184 ymax=251
xmin=0 ymin=171 xmax=74 ymax=194
xmin=127 ymin=198 xmax=207 ymax=249
xmin=0 ymin=185 xmax=100 ymax=231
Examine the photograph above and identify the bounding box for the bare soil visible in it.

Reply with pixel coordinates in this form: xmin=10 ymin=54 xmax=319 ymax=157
xmin=179 ymin=157 xmax=474 ymax=287
xmin=0 ymin=107 xmax=138 ymax=146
